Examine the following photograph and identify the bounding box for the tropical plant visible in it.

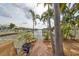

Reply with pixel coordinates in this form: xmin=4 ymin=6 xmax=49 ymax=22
xmin=61 ymin=3 xmax=79 ymax=40
xmin=40 ymin=3 xmax=55 ymax=55
xmin=61 ymin=23 xmax=72 ymax=39
xmin=40 ymin=3 xmax=66 ymax=55
xmin=41 ymin=8 xmax=54 ymax=40
xmin=17 ymin=31 xmax=34 ymax=43
xmin=29 ymin=10 xmax=40 ymax=39
xmin=43 ymin=32 xmax=49 ymax=40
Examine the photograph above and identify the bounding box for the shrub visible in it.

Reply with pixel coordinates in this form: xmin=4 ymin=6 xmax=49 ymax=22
xmin=43 ymin=32 xmax=49 ymax=40
xmin=17 ymin=31 xmax=34 ymax=43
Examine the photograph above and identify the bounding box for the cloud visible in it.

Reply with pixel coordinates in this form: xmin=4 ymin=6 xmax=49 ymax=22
xmin=0 ymin=6 xmax=12 ymax=18
xmin=0 ymin=3 xmax=48 ymax=29
xmin=12 ymin=3 xmax=33 ymax=19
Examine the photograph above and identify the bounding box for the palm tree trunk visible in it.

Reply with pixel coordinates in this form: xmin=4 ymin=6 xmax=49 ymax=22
xmin=54 ymin=3 xmax=64 ymax=56
xmin=47 ymin=17 xmax=55 ymax=55
xmin=47 ymin=4 xmax=55 ymax=55
xmin=33 ymin=20 xmax=34 ymax=39
xmin=74 ymin=25 xmax=76 ymax=40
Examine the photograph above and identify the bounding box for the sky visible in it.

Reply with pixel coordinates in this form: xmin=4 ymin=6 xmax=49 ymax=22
xmin=0 ymin=3 xmax=54 ymax=29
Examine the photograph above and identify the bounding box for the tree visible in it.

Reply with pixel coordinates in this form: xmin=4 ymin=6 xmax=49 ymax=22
xmin=76 ymin=15 xmax=79 ymax=27
xmin=9 ymin=23 xmax=15 ymax=29
xmin=54 ymin=3 xmax=64 ymax=56
xmin=43 ymin=4 xmax=53 ymax=43
xmin=61 ymin=3 xmax=79 ymax=40
xmin=40 ymin=3 xmax=55 ymax=55
xmin=40 ymin=3 xmax=66 ymax=55
xmin=0 ymin=25 xmax=8 ymax=31
xmin=17 ymin=31 xmax=34 ymax=43
xmin=53 ymin=3 xmax=79 ymax=55
xmin=29 ymin=10 xmax=40 ymax=39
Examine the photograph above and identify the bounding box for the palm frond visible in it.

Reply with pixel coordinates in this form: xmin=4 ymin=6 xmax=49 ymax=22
xmin=59 ymin=3 xmax=67 ymax=13
xmin=74 ymin=3 xmax=79 ymax=10
xmin=36 ymin=14 xmax=41 ymax=20
xmin=29 ymin=9 xmax=35 ymax=20
xmin=44 ymin=3 xmax=52 ymax=8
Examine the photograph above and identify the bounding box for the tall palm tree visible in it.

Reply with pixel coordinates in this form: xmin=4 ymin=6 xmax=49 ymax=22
xmin=43 ymin=4 xmax=53 ymax=40
xmin=29 ymin=10 xmax=40 ymax=39
xmin=54 ymin=3 xmax=64 ymax=56
xmin=39 ymin=3 xmax=79 ymax=55
xmin=40 ymin=3 xmax=66 ymax=55
xmin=29 ymin=10 xmax=35 ymax=38
xmin=41 ymin=8 xmax=55 ymax=54
xmin=40 ymin=3 xmax=55 ymax=55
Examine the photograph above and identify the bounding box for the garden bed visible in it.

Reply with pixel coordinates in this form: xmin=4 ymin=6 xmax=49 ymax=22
xmin=30 ymin=39 xmax=36 ymax=46
xmin=43 ymin=40 xmax=51 ymax=45
xmin=43 ymin=39 xmax=79 ymax=56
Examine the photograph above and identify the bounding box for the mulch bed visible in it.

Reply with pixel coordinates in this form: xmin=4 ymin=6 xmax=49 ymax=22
xmin=43 ymin=39 xmax=79 ymax=56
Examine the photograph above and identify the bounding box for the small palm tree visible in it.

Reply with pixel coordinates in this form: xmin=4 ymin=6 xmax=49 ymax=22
xmin=29 ymin=10 xmax=40 ymax=39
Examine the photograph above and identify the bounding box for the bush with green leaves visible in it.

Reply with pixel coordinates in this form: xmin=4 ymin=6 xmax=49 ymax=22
xmin=62 ymin=24 xmax=70 ymax=39
xmin=43 ymin=31 xmax=49 ymax=40
xmin=61 ymin=23 xmax=75 ymax=39
xmin=17 ymin=31 xmax=34 ymax=43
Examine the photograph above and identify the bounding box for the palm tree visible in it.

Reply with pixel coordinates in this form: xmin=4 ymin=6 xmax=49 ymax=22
xmin=40 ymin=3 xmax=55 ymax=55
xmin=40 ymin=3 xmax=66 ymax=55
xmin=43 ymin=4 xmax=53 ymax=41
xmin=53 ymin=3 xmax=79 ymax=55
xmin=54 ymin=3 xmax=64 ymax=56
xmin=38 ymin=3 xmax=79 ymax=55
xmin=29 ymin=10 xmax=40 ymax=39
xmin=40 ymin=3 xmax=53 ymax=37
xmin=61 ymin=3 xmax=79 ymax=40
xmin=41 ymin=8 xmax=55 ymax=54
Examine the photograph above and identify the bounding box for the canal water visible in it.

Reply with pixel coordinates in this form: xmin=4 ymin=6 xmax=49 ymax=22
xmin=0 ymin=34 xmax=28 ymax=48
xmin=0 ymin=30 xmax=43 ymax=48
